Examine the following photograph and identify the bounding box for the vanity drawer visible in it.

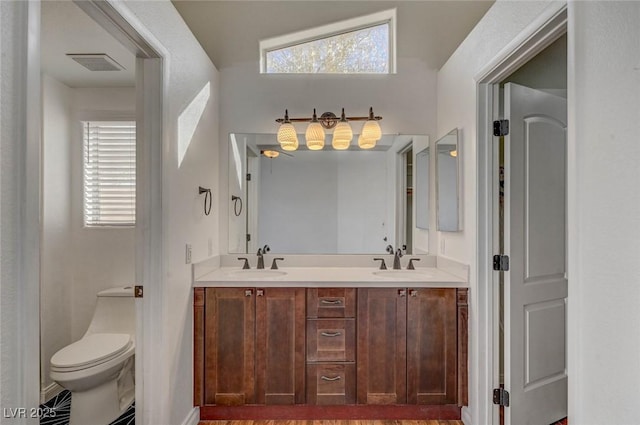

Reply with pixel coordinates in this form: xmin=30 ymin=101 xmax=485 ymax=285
xmin=307 ymin=288 xmax=356 ymax=318
xmin=306 ymin=363 xmax=356 ymax=405
xmin=307 ymin=319 xmax=355 ymax=362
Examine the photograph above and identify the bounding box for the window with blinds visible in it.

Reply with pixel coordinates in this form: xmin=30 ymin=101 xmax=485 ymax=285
xmin=83 ymin=121 xmax=136 ymax=227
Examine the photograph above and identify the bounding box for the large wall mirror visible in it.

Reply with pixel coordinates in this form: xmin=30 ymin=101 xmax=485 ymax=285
xmin=436 ymin=128 xmax=462 ymax=232
xmin=228 ymin=133 xmax=427 ymax=254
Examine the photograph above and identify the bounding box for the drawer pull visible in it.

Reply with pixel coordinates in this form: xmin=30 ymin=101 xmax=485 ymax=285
xmin=320 ymin=375 xmax=342 ymax=381
xmin=320 ymin=331 xmax=342 ymax=337
xmin=320 ymin=299 xmax=342 ymax=305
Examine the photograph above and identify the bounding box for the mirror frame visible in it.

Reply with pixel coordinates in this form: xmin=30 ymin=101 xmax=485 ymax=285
xmin=415 ymin=146 xmax=430 ymax=230
xmin=436 ymin=128 xmax=462 ymax=232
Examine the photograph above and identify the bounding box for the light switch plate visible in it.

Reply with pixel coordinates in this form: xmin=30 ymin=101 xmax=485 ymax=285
xmin=185 ymin=244 xmax=192 ymax=264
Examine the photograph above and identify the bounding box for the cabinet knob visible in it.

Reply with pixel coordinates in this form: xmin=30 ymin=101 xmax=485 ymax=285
xmin=398 ymin=289 xmax=406 ymax=297
xmin=244 ymin=289 xmax=253 ymax=297
xmin=256 ymin=289 xmax=264 ymax=297
xmin=410 ymin=289 xmax=418 ymax=297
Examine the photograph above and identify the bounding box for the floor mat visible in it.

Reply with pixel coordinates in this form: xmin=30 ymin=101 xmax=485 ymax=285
xmin=40 ymin=390 xmax=134 ymax=425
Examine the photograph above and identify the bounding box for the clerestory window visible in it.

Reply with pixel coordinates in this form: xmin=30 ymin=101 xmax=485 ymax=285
xmin=260 ymin=9 xmax=396 ymax=74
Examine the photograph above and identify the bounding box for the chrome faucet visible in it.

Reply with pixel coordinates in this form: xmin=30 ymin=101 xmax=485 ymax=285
xmin=393 ymin=248 xmax=404 ymax=270
xmin=256 ymin=244 xmax=270 ymax=269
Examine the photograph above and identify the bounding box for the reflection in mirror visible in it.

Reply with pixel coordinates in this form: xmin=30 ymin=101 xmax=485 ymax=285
xmin=228 ymin=133 xmax=426 ymax=254
xmin=436 ymin=129 xmax=462 ymax=232
xmin=415 ymin=147 xmax=429 ymax=230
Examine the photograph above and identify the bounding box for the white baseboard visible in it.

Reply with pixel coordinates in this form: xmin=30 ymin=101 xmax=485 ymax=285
xmin=462 ymin=406 xmax=473 ymax=425
xmin=41 ymin=382 xmax=64 ymax=404
xmin=180 ymin=407 xmax=200 ymax=425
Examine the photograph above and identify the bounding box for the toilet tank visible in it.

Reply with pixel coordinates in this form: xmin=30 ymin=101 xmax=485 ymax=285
xmin=84 ymin=286 xmax=136 ymax=338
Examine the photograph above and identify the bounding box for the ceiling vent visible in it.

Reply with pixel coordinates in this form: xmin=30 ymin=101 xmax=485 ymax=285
xmin=66 ymin=53 xmax=125 ymax=71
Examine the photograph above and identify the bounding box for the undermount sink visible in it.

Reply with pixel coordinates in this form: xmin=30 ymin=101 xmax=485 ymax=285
xmin=372 ymin=269 xmax=436 ymax=280
xmin=225 ymin=269 xmax=287 ymax=279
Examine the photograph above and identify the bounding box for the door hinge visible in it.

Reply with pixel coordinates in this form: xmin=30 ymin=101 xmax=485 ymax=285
xmin=134 ymin=285 xmax=143 ymax=298
xmin=493 ymin=254 xmax=510 ymax=271
xmin=493 ymin=388 xmax=510 ymax=406
xmin=246 ymin=233 xmax=251 ymax=242
xmin=246 ymin=173 xmax=252 ymax=181
xmin=493 ymin=119 xmax=509 ymax=136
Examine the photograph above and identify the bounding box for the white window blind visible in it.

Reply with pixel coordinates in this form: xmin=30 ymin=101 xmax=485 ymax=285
xmin=83 ymin=121 xmax=136 ymax=227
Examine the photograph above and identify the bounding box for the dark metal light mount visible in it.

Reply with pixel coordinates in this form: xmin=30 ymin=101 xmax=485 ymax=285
xmin=276 ymin=107 xmax=382 ymax=130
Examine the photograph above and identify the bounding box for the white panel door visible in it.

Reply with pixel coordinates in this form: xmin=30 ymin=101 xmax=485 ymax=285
xmin=504 ymin=83 xmax=567 ymax=425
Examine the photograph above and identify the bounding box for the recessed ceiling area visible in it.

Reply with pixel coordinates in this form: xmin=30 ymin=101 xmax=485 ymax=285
xmin=171 ymin=1 xmax=494 ymax=70
xmin=41 ymin=1 xmax=135 ymax=88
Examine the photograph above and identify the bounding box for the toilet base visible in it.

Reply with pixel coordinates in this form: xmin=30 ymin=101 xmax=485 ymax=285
xmin=67 ymin=359 xmax=135 ymax=425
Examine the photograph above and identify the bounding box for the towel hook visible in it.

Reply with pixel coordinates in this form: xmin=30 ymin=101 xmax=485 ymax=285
xmin=199 ymin=186 xmax=212 ymax=216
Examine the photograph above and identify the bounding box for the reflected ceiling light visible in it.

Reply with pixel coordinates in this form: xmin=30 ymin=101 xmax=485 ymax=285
xmin=332 ymin=109 xmax=352 ymax=150
xmin=261 ymin=149 xmax=280 ymax=158
xmin=305 ymin=109 xmax=325 ymax=150
xmin=276 ymin=109 xmax=299 ymax=151
xmin=275 ymin=107 xmax=382 ymax=151
xmin=449 ymin=150 xmax=458 ymax=157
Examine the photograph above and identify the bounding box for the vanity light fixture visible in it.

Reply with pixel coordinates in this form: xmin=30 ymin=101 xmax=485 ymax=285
xmin=275 ymin=107 xmax=382 ymax=151
xmin=305 ymin=109 xmax=325 ymax=150
xmin=276 ymin=109 xmax=299 ymax=151
xmin=332 ymin=108 xmax=353 ymax=150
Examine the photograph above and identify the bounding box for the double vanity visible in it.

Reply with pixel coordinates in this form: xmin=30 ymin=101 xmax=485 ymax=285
xmin=193 ymin=256 xmax=468 ymax=420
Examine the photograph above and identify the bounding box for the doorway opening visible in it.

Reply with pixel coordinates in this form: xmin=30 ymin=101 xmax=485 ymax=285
xmin=31 ymin=1 xmax=165 ymax=424
xmin=474 ymin=4 xmax=567 ymax=425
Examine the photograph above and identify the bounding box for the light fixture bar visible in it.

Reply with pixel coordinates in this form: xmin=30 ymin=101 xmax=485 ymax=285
xmin=276 ymin=108 xmax=382 ymax=130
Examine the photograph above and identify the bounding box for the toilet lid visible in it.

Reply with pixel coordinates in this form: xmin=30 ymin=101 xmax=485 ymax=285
xmin=51 ymin=333 xmax=132 ymax=369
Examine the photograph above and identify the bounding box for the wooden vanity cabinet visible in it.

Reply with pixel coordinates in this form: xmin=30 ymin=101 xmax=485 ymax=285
xmin=357 ymin=288 xmax=408 ymax=404
xmin=357 ymin=288 xmax=465 ymax=406
xmin=194 ymin=287 xmax=305 ymax=406
xmin=195 ymin=286 xmax=469 ymax=415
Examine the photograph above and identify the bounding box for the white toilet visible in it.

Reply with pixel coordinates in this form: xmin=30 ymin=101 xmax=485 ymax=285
xmin=50 ymin=286 xmax=135 ymax=425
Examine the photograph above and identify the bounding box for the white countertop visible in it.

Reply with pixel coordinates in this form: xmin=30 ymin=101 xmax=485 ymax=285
xmin=194 ymin=266 xmax=467 ymax=288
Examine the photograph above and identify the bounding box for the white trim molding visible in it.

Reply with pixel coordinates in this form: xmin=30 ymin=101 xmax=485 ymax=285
xmin=180 ymin=407 xmax=200 ymax=425
xmin=474 ymin=3 xmax=567 ymax=425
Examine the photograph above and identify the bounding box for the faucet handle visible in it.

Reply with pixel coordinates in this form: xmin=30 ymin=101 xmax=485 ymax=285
xmin=373 ymin=258 xmax=387 ymax=270
xmin=271 ymin=257 xmax=284 ymax=270
xmin=407 ymin=258 xmax=420 ymax=270
xmin=386 ymin=245 xmax=394 ymax=254
xmin=238 ymin=257 xmax=250 ymax=269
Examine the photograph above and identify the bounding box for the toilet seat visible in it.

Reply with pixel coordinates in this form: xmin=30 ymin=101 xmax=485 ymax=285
xmin=51 ymin=333 xmax=132 ymax=371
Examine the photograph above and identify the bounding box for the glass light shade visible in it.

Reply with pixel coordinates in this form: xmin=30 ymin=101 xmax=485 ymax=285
xmin=358 ymin=134 xmax=376 ymax=149
xmin=361 ymin=119 xmax=382 ymax=141
xmin=305 ymin=122 xmax=325 ymax=150
xmin=277 ymin=123 xmax=298 ymax=151
xmin=449 ymin=149 xmax=458 ymax=157
xmin=332 ymin=121 xmax=353 ymax=150
xmin=262 ymin=149 xmax=279 ymax=158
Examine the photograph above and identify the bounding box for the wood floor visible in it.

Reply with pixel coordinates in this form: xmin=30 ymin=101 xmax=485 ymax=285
xmin=200 ymin=421 xmax=464 ymax=425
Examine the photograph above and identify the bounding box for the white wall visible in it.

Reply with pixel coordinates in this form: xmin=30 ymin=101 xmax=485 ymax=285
xmin=39 ymin=79 xmax=137 ymax=393
xmin=436 ymin=1 xmax=556 ymax=423
xmin=117 ymin=2 xmax=220 ymax=424
xmin=219 ymin=57 xmax=437 ymax=255
xmin=40 ymin=75 xmax=73 ymax=394
xmin=439 ymin=1 xmax=640 ymax=424
xmin=69 ymin=87 xmax=136 ymax=341
xmin=568 ymin=2 xmax=640 ymax=424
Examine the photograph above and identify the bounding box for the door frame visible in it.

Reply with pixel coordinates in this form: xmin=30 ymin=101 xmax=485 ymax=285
xmin=22 ymin=1 xmax=168 ymax=424
xmin=474 ymin=3 xmax=567 ymax=425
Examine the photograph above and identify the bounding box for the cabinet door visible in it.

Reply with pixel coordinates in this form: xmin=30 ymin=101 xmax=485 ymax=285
xmin=204 ymin=288 xmax=255 ymax=405
xmin=407 ymin=288 xmax=457 ymax=404
xmin=357 ymin=288 xmax=407 ymax=404
xmin=255 ymin=287 xmax=306 ymax=404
